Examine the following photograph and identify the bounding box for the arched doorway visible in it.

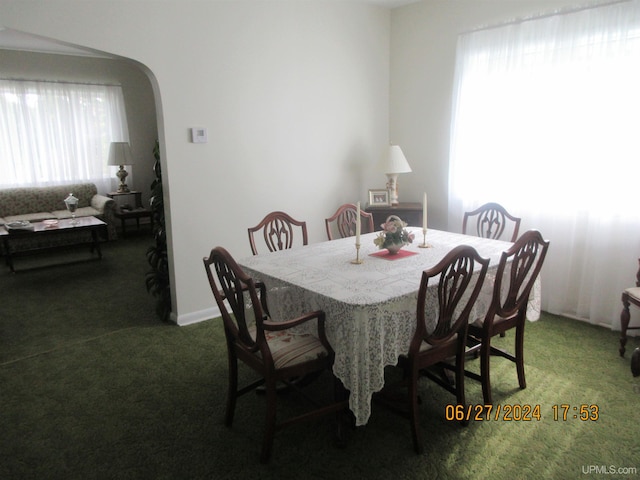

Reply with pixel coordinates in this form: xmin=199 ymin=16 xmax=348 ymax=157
xmin=0 ymin=28 xmax=172 ymax=320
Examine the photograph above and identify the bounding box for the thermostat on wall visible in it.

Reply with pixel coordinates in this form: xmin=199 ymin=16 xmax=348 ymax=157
xmin=191 ymin=127 xmax=208 ymax=143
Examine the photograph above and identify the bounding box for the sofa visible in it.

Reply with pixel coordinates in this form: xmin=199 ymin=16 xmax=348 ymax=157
xmin=0 ymin=183 xmax=117 ymax=254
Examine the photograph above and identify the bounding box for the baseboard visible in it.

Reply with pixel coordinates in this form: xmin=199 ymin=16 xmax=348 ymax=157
xmin=175 ymin=306 xmax=221 ymax=326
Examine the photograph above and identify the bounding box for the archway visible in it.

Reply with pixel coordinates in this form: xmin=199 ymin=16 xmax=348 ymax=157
xmin=0 ymin=28 xmax=173 ymax=320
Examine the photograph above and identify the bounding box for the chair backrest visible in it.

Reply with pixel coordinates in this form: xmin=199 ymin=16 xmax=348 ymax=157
xmin=203 ymin=246 xmax=269 ymax=354
xmin=484 ymin=229 xmax=550 ymax=326
xmin=248 ymin=211 xmax=308 ymax=255
xmin=462 ymin=202 xmax=521 ymax=242
xmin=410 ymin=245 xmax=490 ymax=354
xmin=325 ymin=203 xmax=375 ymax=240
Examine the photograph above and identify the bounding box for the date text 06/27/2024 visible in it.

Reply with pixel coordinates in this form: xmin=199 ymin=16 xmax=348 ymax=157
xmin=444 ymin=404 xmax=599 ymax=422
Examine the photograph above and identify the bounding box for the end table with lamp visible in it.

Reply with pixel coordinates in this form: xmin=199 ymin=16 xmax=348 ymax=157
xmin=106 ymin=190 xmax=153 ymax=237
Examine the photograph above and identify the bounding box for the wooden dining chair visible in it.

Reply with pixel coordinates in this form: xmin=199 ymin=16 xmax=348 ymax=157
xmin=203 ymin=246 xmax=348 ymax=463
xmin=465 ymin=229 xmax=550 ymax=405
xmin=619 ymin=258 xmax=640 ymax=357
xmin=462 ymin=202 xmax=521 ymax=243
xmin=248 ymin=211 xmax=308 ymax=255
xmin=394 ymin=245 xmax=489 ymax=454
xmin=324 ymin=203 xmax=375 ymax=240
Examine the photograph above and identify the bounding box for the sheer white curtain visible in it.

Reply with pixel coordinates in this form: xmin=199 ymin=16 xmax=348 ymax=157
xmin=0 ymin=80 xmax=129 ymax=192
xmin=448 ymin=0 xmax=640 ymax=329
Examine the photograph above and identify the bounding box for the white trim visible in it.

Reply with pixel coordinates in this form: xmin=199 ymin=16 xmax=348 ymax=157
xmin=175 ymin=306 xmax=221 ymax=326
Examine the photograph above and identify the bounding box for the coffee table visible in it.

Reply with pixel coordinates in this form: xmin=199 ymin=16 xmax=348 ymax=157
xmin=0 ymin=216 xmax=107 ymax=273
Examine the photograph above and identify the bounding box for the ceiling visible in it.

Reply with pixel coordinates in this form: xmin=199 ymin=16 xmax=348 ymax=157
xmin=0 ymin=28 xmax=111 ymax=57
xmin=0 ymin=1 xmax=421 ymax=57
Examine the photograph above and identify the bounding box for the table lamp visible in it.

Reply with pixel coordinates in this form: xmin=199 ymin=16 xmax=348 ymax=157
xmin=383 ymin=145 xmax=412 ymax=205
xmin=108 ymin=142 xmax=134 ymax=193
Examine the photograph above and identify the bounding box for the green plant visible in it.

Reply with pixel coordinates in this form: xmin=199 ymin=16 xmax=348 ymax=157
xmin=145 ymin=140 xmax=171 ymax=322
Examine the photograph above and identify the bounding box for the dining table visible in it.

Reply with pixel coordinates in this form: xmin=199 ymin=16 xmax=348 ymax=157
xmin=237 ymin=228 xmax=541 ymax=426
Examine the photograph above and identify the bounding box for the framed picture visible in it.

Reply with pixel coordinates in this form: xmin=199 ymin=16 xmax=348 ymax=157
xmin=368 ymin=189 xmax=390 ymax=206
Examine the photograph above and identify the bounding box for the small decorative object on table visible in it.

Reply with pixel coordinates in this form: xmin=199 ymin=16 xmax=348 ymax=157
xmin=5 ymin=220 xmax=34 ymax=233
xmin=374 ymin=215 xmax=415 ymax=255
xmin=64 ymin=192 xmax=79 ymax=225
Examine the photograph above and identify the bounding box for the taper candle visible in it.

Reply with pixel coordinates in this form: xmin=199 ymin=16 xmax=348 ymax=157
xmin=423 ymin=193 xmax=428 ymax=230
xmin=356 ymin=201 xmax=361 ymax=243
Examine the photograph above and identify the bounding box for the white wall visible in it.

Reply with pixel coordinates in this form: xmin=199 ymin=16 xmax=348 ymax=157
xmin=0 ymin=1 xmax=390 ymax=325
xmin=390 ymin=0 xmax=593 ymax=230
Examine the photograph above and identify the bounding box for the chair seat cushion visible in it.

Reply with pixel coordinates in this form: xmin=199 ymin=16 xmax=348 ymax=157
xmin=471 ymin=313 xmax=518 ymax=328
xmin=398 ymin=333 xmax=458 ymax=356
xmin=250 ymin=327 xmax=329 ymax=369
xmin=625 ymin=286 xmax=640 ymax=302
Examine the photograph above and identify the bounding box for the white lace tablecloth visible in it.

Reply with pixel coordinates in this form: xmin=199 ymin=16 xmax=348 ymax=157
xmin=238 ymin=228 xmax=541 ymax=426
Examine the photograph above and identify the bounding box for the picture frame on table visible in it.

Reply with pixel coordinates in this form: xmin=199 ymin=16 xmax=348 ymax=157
xmin=368 ymin=189 xmax=390 ymax=206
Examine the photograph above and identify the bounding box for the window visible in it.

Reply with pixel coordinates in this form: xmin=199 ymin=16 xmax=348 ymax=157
xmin=448 ymin=1 xmax=640 ymax=328
xmin=0 ymin=79 xmax=129 ymax=191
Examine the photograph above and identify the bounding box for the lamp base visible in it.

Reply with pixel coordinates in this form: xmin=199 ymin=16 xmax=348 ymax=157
xmin=116 ymin=165 xmax=130 ymax=193
xmin=386 ymin=173 xmax=399 ymax=205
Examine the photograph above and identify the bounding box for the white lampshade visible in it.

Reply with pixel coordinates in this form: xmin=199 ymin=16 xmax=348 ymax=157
xmin=383 ymin=145 xmax=412 ymax=174
xmin=108 ymin=142 xmax=134 ymax=166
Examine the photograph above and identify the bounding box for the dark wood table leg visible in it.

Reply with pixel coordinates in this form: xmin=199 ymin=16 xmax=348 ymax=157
xmin=91 ymin=228 xmax=103 ymax=259
xmin=2 ymin=237 xmax=15 ymax=273
xmin=620 ymin=293 xmax=630 ymax=357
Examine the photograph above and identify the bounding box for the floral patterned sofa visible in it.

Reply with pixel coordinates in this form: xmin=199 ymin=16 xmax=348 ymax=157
xmin=0 ymin=183 xmax=117 ymax=254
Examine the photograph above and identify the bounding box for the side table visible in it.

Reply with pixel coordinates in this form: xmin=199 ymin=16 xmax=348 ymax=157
xmin=365 ymin=202 xmax=423 ymax=229
xmin=107 ymin=191 xmax=153 ymax=237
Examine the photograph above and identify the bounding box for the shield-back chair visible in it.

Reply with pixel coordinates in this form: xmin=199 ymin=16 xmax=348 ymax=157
xmin=248 ymin=211 xmax=308 ymax=255
xmin=465 ymin=230 xmax=550 ymax=404
xmin=203 ymin=246 xmax=348 ymax=463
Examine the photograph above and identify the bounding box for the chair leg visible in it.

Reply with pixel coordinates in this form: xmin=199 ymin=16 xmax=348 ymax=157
xmin=480 ymin=339 xmax=493 ymax=405
xmin=260 ymin=379 xmax=278 ymax=464
xmin=515 ymin=322 xmax=526 ymax=390
xmin=408 ymin=366 xmax=423 ymax=454
xmin=455 ymin=351 xmax=468 ymax=427
xmin=620 ymin=293 xmax=630 ymax=357
xmin=631 ymin=348 xmax=640 ymax=377
xmin=225 ymin=352 xmax=238 ymax=427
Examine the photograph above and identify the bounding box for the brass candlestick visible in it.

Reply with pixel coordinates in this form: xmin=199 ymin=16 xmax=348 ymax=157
xmin=351 ymin=242 xmax=363 ymax=264
xmin=418 ymin=228 xmax=432 ymax=248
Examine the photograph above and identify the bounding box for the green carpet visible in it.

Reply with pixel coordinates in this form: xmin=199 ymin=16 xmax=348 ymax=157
xmin=1 ymin=235 xmax=639 ymax=479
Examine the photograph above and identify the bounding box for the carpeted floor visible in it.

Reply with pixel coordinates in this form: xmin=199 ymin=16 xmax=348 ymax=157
xmin=1 ymin=234 xmax=639 ymax=479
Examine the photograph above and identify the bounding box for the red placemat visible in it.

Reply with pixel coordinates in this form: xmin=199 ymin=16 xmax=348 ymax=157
xmin=369 ymin=249 xmax=419 ymax=261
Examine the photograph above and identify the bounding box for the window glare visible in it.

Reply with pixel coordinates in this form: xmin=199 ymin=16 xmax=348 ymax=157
xmin=0 ymin=80 xmax=129 ymax=189
xmin=450 ymin=8 xmax=640 ymax=216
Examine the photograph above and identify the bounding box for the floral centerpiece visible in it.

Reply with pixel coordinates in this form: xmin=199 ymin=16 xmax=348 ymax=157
xmin=373 ymin=215 xmax=415 ymax=254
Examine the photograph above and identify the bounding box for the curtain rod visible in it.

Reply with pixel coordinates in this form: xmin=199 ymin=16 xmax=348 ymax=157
xmin=464 ymin=0 xmax=633 ymax=34
xmin=0 ymin=78 xmax=121 ymax=87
